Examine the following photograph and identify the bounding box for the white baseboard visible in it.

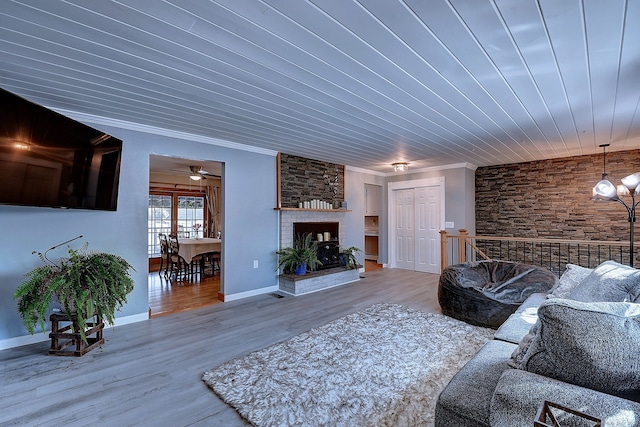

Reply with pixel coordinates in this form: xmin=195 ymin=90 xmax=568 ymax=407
xmin=0 ymin=333 xmax=50 ymax=351
xmin=222 ymin=285 xmax=280 ymax=302
xmin=0 ymin=312 xmax=148 ymax=351
xmin=109 ymin=312 xmax=149 ymax=327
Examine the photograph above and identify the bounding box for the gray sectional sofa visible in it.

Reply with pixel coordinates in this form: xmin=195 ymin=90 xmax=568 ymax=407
xmin=435 ymin=260 xmax=640 ymax=427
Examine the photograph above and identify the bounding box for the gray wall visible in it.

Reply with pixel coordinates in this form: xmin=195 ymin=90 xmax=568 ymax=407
xmin=1 ymin=116 xmax=477 ymax=346
xmin=345 ymin=168 xmax=387 ymax=264
xmin=385 ymin=164 xmax=477 ymax=235
xmin=0 ymin=122 xmax=279 ymax=344
xmin=345 ymin=165 xmax=476 ymax=266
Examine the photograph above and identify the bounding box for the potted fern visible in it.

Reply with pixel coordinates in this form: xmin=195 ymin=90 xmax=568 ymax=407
xmin=339 ymin=246 xmax=363 ymax=269
xmin=276 ymin=233 xmax=322 ymax=275
xmin=14 ymin=239 xmax=135 ymax=344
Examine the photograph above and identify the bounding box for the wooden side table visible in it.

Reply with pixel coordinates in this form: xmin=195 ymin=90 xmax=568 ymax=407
xmin=535 ymin=400 xmax=602 ymax=427
xmin=49 ymin=312 xmax=104 ymax=357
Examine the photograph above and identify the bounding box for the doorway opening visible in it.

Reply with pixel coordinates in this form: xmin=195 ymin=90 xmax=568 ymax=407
xmin=148 ymin=155 xmax=223 ymax=317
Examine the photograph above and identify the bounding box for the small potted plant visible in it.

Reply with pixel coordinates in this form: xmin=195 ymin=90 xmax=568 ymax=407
xmin=339 ymin=246 xmax=363 ymax=270
xmin=14 ymin=241 xmax=135 ymax=344
xmin=276 ymin=233 xmax=322 ymax=275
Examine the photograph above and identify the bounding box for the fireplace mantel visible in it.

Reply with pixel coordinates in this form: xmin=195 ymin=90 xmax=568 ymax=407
xmin=274 ymin=208 xmax=352 ymax=212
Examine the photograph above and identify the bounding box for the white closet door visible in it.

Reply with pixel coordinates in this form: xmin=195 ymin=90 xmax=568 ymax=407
xmin=415 ymin=186 xmax=441 ymax=273
xmin=394 ymin=188 xmax=415 ymax=270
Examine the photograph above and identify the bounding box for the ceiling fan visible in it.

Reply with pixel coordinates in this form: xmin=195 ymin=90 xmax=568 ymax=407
xmin=189 ymin=166 xmax=211 ymax=180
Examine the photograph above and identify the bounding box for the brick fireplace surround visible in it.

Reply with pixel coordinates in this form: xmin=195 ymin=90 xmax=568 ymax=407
xmin=279 ymin=210 xmax=346 ymax=249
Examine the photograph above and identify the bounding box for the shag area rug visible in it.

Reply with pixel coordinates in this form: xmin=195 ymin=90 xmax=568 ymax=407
xmin=202 ymin=303 xmax=494 ymax=427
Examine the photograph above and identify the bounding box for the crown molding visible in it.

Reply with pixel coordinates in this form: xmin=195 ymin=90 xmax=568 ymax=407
xmin=345 ymin=165 xmax=387 ymax=176
xmin=346 ymin=162 xmax=478 ymax=177
xmin=384 ymin=162 xmax=478 ymax=176
xmin=51 ymin=108 xmax=279 ymax=157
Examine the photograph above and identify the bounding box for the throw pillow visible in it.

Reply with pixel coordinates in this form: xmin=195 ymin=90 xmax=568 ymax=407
xmin=547 ymin=263 xmax=592 ymax=299
xmin=514 ymin=298 xmax=640 ymax=401
xmin=507 ymin=321 xmax=538 ymax=369
xmin=568 ymin=260 xmax=640 ymax=302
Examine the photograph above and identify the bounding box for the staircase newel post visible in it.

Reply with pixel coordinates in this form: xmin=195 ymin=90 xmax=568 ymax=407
xmin=440 ymin=230 xmax=449 ymax=272
xmin=459 ymin=229 xmax=468 ymax=264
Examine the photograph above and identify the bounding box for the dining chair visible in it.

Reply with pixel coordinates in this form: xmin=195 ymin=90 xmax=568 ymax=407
xmin=167 ymin=236 xmax=189 ymax=281
xmin=158 ymin=233 xmax=169 ymax=277
xmin=201 ymin=251 xmax=221 ymax=276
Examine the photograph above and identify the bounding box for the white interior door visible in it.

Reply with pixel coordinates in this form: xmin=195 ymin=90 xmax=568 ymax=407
xmin=415 ymin=186 xmax=441 ymax=273
xmin=394 ymin=188 xmax=415 ymax=270
xmin=389 ymin=177 xmax=444 ymax=273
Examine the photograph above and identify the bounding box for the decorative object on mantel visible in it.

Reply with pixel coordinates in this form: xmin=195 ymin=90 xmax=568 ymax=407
xmin=324 ymin=168 xmax=340 ymax=207
xmin=13 ymin=236 xmax=135 ymax=355
xmin=592 ymin=143 xmax=640 ymax=267
xmin=299 ymin=199 xmax=335 ymax=209
xmin=275 ymin=232 xmax=322 ymax=275
xmin=202 ymin=303 xmax=494 ymax=427
xmin=392 ymin=161 xmax=409 ymax=172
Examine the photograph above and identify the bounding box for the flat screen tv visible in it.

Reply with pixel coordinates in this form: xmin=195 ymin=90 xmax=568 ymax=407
xmin=0 ymin=88 xmax=122 ymax=210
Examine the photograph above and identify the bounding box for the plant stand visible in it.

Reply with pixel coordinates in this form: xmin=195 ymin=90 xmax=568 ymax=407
xmin=49 ymin=312 xmax=104 ymax=357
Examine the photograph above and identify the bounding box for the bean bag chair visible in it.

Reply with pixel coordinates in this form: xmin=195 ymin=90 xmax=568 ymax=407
xmin=438 ymin=260 xmax=557 ymax=328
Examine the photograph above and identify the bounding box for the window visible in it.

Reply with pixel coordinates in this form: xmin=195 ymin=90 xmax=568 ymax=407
xmin=147 ymin=192 xmax=206 ymax=257
xmin=177 ymin=195 xmax=205 ymax=239
xmin=148 ymin=194 xmax=172 ymax=257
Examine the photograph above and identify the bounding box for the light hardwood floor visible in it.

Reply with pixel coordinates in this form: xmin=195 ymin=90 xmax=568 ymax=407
xmin=148 ymin=270 xmax=221 ymax=317
xmin=0 ymin=268 xmax=441 ymax=426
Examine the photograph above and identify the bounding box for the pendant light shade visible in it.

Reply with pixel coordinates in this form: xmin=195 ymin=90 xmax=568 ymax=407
xmin=593 ymin=178 xmax=619 ymax=200
xmin=621 ymin=172 xmax=640 ymax=194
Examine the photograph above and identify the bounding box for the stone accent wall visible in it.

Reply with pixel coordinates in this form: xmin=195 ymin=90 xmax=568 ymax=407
xmin=279 ymin=153 xmax=345 ymax=208
xmin=475 ymin=149 xmax=640 ymax=243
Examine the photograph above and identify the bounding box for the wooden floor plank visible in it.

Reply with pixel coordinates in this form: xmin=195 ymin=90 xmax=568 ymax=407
xmin=0 ymin=268 xmax=441 ymax=426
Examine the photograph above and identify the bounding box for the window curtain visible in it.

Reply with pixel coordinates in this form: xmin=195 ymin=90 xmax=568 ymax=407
xmin=205 ymin=185 xmax=220 ymax=237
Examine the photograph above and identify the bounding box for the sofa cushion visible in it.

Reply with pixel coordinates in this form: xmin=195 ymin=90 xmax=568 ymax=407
xmin=513 ymin=298 xmax=640 ymax=401
xmin=568 ymin=260 xmax=640 ymax=302
xmin=435 ymin=339 xmax=517 ymax=427
xmin=490 ymin=369 xmax=640 ymax=427
xmin=493 ymin=293 xmax=545 ymax=345
xmin=548 ymin=263 xmax=592 ymax=299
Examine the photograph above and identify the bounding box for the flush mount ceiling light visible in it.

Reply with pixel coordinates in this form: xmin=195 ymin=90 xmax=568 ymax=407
xmin=392 ymin=162 xmax=409 ymax=172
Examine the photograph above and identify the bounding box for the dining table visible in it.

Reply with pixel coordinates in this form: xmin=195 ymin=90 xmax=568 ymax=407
xmin=177 ymin=237 xmax=222 ymax=263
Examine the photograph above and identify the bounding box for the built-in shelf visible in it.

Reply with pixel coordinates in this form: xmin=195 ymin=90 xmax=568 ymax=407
xmin=274 ymin=208 xmax=352 ymax=212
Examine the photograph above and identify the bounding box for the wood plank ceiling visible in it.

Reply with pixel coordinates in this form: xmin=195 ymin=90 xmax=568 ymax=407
xmin=1 ymin=0 xmax=639 ymax=172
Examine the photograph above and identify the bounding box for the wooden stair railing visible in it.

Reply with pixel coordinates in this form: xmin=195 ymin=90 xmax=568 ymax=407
xmin=440 ymin=229 xmax=631 ymax=277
